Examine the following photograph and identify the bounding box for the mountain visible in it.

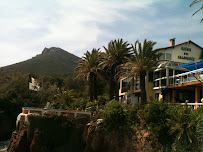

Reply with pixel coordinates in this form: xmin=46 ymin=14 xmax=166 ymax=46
xmin=1 ymin=47 xmax=80 ymax=75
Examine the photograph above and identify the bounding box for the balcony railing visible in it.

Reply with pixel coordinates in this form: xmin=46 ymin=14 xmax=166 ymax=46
xmin=154 ymin=68 xmax=203 ymax=88
xmin=180 ymin=103 xmax=203 ymax=110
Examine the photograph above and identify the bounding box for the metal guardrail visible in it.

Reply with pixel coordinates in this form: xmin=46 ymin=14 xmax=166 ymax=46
xmin=22 ymin=107 xmax=91 ymax=118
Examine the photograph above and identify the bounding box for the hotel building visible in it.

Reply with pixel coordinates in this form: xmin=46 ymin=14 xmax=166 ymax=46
xmin=119 ymin=38 xmax=203 ymax=105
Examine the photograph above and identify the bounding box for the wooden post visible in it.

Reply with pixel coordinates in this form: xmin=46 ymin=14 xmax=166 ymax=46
xmin=172 ymin=90 xmax=176 ymax=102
xmin=195 ymin=87 xmax=200 ymax=109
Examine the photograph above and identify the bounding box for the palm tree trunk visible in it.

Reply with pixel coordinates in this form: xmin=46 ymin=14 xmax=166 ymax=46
xmin=115 ymin=81 xmax=119 ymax=101
xmin=89 ymin=72 xmax=94 ymax=101
xmin=139 ymin=71 xmax=147 ymax=104
xmin=93 ymin=73 xmax=98 ymax=100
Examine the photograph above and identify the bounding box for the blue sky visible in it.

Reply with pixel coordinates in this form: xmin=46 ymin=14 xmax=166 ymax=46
xmin=0 ymin=0 xmax=202 ymax=67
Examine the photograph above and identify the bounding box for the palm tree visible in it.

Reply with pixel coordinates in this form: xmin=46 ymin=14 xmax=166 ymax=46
xmin=101 ymin=39 xmax=132 ymax=100
xmin=124 ymin=39 xmax=161 ymax=104
xmin=167 ymin=105 xmax=199 ymax=151
xmin=75 ymin=48 xmax=101 ymax=101
xmin=190 ymin=0 xmax=203 ymax=22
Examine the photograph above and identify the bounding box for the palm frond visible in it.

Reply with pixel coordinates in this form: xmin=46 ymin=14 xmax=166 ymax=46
xmin=192 ymin=4 xmax=203 ymax=16
xmin=190 ymin=0 xmax=202 ymax=7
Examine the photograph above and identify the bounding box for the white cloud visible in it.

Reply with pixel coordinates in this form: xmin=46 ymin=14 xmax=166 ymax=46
xmin=0 ymin=0 xmax=202 ymax=67
xmin=0 ymin=42 xmax=36 ymax=67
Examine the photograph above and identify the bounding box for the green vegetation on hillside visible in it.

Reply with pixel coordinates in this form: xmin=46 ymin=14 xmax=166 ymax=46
xmin=1 ymin=47 xmax=80 ymax=75
xmin=97 ymin=101 xmax=203 ymax=152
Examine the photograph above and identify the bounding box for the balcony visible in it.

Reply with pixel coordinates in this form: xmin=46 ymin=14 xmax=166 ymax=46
xmin=154 ymin=68 xmax=203 ymax=89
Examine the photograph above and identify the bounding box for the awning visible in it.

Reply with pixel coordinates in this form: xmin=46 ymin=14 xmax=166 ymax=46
xmin=176 ymin=59 xmax=203 ymax=70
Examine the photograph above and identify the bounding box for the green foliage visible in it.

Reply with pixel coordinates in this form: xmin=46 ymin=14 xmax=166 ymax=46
xmin=167 ymin=104 xmax=200 ymax=152
xmin=0 ymin=71 xmax=92 ymax=139
xmin=75 ymin=48 xmax=101 ymax=101
xmin=86 ymin=101 xmax=94 ymax=108
xmin=143 ymin=101 xmax=175 ymax=151
xmin=101 ymin=39 xmax=132 ymax=100
xmin=101 ymin=100 xmax=126 ymax=130
xmin=124 ymin=39 xmax=161 ymax=104
xmin=97 ymin=95 xmax=108 ymax=106
xmin=197 ymin=113 xmax=203 ymax=151
xmin=70 ymin=98 xmax=88 ymax=110
xmin=142 ymin=101 xmax=202 ymax=151
xmin=126 ymin=103 xmax=141 ymax=126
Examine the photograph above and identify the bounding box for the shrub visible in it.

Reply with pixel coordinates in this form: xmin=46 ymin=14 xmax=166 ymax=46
xmin=97 ymin=95 xmax=108 ymax=105
xmin=197 ymin=114 xmax=203 ymax=151
xmin=126 ymin=103 xmax=141 ymax=126
xmin=70 ymin=98 xmax=88 ymax=110
xmin=101 ymin=100 xmax=126 ymax=130
xmin=86 ymin=101 xmax=94 ymax=108
xmin=167 ymin=104 xmax=200 ymax=152
xmin=143 ymin=100 xmax=175 ymax=151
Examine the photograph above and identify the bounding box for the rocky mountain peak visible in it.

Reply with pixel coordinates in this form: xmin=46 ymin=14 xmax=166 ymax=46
xmin=42 ymin=47 xmax=63 ymax=54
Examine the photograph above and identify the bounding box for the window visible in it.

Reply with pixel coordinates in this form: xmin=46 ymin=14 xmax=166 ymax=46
xmin=154 ymin=71 xmax=159 ymax=79
xmin=158 ymin=53 xmax=171 ymax=60
xmin=121 ymin=77 xmax=131 ymax=93
xmin=155 ymin=93 xmax=159 ymax=100
xmin=159 ymin=54 xmax=165 ymax=60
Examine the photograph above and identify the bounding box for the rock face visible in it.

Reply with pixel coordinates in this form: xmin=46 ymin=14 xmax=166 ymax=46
xmin=30 ymin=130 xmax=46 ymax=152
xmin=42 ymin=47 xmax=64 ymax=54
xmin=8 ymin=115 xmax=152 ymax=152
xmin=8 ymin=116 xmax=29 ymax=152
xmin=83 ymin=124 xmax=151 ymax=152
xmin=8 ymin=115 xmax=89 ymax=152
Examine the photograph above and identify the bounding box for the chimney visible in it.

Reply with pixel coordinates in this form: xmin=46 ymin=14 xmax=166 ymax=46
xmin=170 ymin=38 xmax=175 ymax=46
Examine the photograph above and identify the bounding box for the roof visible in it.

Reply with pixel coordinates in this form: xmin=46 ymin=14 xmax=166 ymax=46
xmin=154 ymin=60 xmax=186 ymax=71
xmin=154 ymin=40 xmax=203 ymax=51
xmin=176 ymin=59 xmax=203 ymax=71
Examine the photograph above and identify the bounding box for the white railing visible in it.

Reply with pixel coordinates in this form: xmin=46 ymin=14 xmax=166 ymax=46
xmin=169 ymin=68 xmax=203 ymax=86
xmin=154 ymin=68 xmax=203 ymax=88
xmin=22 ymin=107 xmax=91 ymax=118
xmin=180 ymin=103 xmax=203 ymax=110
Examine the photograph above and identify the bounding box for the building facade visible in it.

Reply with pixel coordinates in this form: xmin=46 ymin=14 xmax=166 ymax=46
xmin=119 ymin=38 xmax=203 ymax=104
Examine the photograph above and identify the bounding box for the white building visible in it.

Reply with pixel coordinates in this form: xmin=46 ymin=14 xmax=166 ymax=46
xmin=119 ymin=38 xmax=203 ymax=104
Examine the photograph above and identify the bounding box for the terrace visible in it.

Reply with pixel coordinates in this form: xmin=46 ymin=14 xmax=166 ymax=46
xmin=154 ymin=67 xmax=203 ymax=88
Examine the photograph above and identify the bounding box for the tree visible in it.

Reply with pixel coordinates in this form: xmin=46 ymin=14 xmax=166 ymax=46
xmin=101 ymin=39 xmax=132 ymax=100
xmin=124 ymin=39 xmax=161 ymax=104
xmin=75 ymin=48 xmax=101 ymax=101
xmin=190 ymin=0 xmax=203 ymax=22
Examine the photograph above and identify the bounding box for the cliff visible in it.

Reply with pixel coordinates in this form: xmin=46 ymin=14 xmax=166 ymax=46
xmin=8 ymin=114 xmax=153 ymax=152
xmin=8 ymin=115 xmax=89 ymax=152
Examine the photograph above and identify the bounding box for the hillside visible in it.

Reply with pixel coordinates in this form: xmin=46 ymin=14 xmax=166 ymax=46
xmin=1 ymin=47 xmax=80 ymax=75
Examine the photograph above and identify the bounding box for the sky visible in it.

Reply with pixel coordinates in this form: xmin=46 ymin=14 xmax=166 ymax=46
xmin=0 ymin=0 xmax=202 ymax=67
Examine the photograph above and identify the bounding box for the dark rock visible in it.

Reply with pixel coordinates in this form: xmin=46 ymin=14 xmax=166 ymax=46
xmin=7 ymin=130 xmax=29 ymax=152
xmin=30 ymin=130 xmax=46 ymax=152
